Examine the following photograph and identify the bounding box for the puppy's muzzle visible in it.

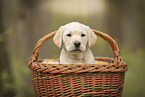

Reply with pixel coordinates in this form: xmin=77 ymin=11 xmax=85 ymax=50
xmin=74 ymin=41 xmax=81 ymax=48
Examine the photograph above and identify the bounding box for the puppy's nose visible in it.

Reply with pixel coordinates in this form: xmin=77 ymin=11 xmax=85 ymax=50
xmin=74 ymin=42 xmax=81 ymax=48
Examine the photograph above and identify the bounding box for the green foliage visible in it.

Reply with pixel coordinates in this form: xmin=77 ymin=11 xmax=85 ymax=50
xmin=0 ymin=29 xmax=13 ymax=42
xmin=0 ymin=69 xmax=14 ymax=93
xmin=121 ymin=46 xmax=145 ymax=97
xmin=10 ymin=56 xmax=34 ymax=97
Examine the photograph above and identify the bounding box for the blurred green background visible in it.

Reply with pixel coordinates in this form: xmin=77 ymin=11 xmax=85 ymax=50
xmin=0 ymin=0 xmax=145 ymax=97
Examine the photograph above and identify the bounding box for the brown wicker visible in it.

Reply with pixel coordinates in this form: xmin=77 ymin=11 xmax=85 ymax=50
xmin=29 ymin=29 xmax=127 ymax=97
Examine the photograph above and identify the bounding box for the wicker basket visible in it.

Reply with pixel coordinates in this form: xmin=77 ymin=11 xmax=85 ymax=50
xmin=29 ymin=29 xmax=127 ymax=97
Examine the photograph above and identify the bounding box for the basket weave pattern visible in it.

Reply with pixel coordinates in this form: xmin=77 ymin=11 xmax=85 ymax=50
xmin=29 ymin=29 xmax=127 ymax=97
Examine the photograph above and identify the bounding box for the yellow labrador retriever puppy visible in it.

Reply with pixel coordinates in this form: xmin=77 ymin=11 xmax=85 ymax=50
xmin=53 ymin=22 xmax=97 ymax=64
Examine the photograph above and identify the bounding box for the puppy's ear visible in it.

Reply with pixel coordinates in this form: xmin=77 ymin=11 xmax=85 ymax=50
xmin=87 ymin=26 xmax=97 ymax=47
xmin=53 ymin=26 xmax=64 ymax=48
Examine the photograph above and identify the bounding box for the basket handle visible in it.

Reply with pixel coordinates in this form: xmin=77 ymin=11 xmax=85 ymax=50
xmin=29 ymin=29 xmax=122 ymax=66
xmin=92 ymin=29 xmax=122 ymax=62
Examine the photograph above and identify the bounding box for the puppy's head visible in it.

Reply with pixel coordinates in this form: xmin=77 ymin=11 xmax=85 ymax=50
xmin=53 ymin=22 xmax=97 ymax=54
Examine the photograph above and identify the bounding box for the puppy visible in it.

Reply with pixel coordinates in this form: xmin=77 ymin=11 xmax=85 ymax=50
xmin=53 ymin=22 xmax=97 ymax=64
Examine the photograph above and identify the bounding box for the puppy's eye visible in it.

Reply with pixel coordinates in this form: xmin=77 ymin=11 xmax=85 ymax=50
xmin=81 ymin=34 xmax=86 ymax=37
xmin=66 ymin=34 xmax=72 ymax=37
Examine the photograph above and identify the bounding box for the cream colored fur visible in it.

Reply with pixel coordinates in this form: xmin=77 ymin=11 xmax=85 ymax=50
xmin=53 ymin=22 xmax=97 ymax=64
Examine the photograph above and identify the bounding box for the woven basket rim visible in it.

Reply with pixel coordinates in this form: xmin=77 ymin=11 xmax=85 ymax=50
xmin=29 ymin=57 xmax=127 ymax=73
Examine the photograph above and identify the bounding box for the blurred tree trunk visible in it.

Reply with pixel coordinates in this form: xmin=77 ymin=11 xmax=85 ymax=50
xmin=0 ymin=0 xmax=15 ymax=97
xmin=106 ymin=0 xmax=145 ymax=49
xmin=106 ymin=0 xmax=124 ymax=42
xmin=3 ymin=0 xmax=51 ymax=96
